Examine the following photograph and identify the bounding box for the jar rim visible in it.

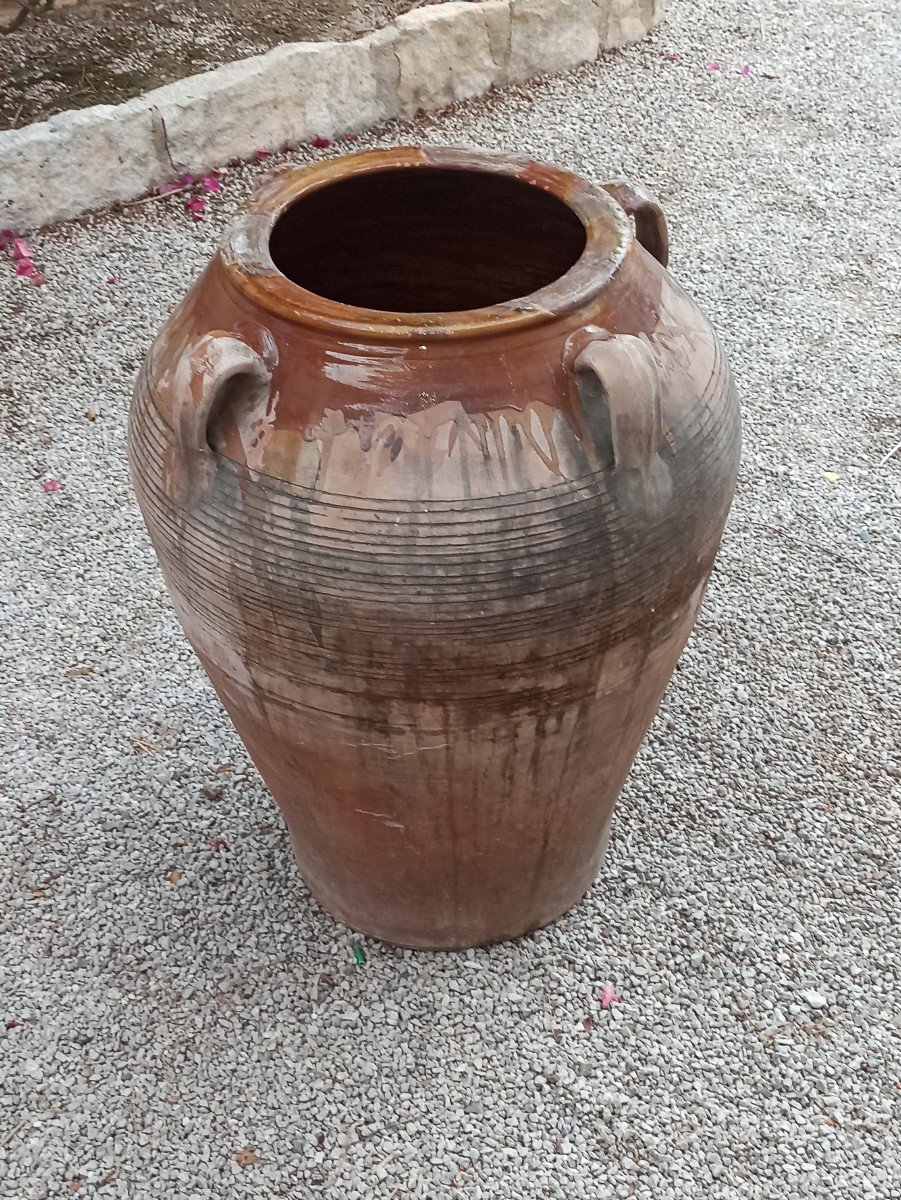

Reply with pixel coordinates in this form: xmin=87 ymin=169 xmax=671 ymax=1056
xmin=219 ymin=145 xmax=632 ymax=342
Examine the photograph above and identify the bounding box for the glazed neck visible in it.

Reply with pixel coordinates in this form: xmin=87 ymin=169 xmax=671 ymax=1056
xmin=218 ymin=146 xmax=633 ymax=343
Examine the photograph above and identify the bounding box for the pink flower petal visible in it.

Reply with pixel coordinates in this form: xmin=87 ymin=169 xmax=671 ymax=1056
xmin=15 ymin=259 xmax=35 ymax=277
xmin=344 ymin=133 xmax=358 ymax=142
xmin=254 ymin=149 xmax=271 ymax=161
xmin=42 ymin=478 xmax=63 ymax=493
xmin=598 ymin=984 xmax=621 ymax=1009
xmin=201 ymin=175 xmax=221 ymax=193
xmin=664 ymin=52 xmax=680 ymax=63
xmin=31 ymin=272 xmax=47 ymax=287
xmin=180 ymin=172 xmax=195 ymax=186
xmin=707 ymin=62 xmax=722 ymax=72
xmin=159 ymin=182 xmax=181 ymax=195
xmin=184 ymin=196 xmax=206 ymax=216
xmin=209 ymin=837 xmax=230 ymax=853
xmin=737 ymin=65 xmax=752 ymax=76
xmin=313 ymin=135 xmax=331 ymax=148
xmin=0 ymin=229 xmax=13 ymax=251
xmin=106 ymin=274 xmax=117 ymax=284
xmin=12 ymin=238 xmax=33 ymax=260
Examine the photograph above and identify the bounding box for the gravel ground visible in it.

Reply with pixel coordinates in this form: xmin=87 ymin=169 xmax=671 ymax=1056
xmin=2 ymin=0 xmax=900 ymax=1196
xmin=0 ymin=0 xmax=413 ymax=130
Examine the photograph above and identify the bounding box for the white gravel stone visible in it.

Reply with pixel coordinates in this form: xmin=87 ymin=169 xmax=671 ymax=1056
xmin=799 ymin=989 xmax=830 ymax=1010
xmin=1 ymin=1 xmax=900 ymax=1198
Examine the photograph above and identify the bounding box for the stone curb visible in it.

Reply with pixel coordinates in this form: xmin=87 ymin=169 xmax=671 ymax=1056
xmin=0 ymin=0 xmax=663 ymax=231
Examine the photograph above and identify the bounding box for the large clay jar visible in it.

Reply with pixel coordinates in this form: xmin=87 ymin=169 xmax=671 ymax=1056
xmin=129 ymin=147 xmax=741 ymax=949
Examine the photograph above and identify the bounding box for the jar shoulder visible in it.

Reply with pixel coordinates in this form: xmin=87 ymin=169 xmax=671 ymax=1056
xmin=134 ymin=249 xmax=738 ymax=505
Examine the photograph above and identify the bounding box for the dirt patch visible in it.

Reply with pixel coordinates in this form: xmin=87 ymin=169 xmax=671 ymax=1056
xmin=0 ymin=0 xmax=418 ymax=130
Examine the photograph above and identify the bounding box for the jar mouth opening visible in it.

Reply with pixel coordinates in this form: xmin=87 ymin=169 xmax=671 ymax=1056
xmin=268 ymin=166 xmax=588 ymax=313
xmin=220 ymin=146 xmax=631 ymax=340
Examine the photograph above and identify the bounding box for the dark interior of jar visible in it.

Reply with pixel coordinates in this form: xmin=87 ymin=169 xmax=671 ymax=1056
xmin=268 ymin=167 xmax=587 ymax=313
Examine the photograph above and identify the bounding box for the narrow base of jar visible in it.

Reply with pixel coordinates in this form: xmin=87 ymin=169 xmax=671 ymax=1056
xmin=292 ymin=813 xmax=614 ymax=952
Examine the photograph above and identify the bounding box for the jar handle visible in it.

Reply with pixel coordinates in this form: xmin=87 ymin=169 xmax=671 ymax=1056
xmin=570 ymin=333 xmax=662 ymax=473
xmin=602 ymin=180 xmax=669 ymax=268
xmin=165 ymin=332 xmax=272 ymax=506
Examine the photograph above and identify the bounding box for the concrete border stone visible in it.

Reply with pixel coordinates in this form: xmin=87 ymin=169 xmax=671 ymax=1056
xmin=509 ymin=0 xmax=600 ymax=82
xmin=393 ymin=3 xmax=501 ymax=117
xmin=0 ymin=0 xmax=664 ymax=231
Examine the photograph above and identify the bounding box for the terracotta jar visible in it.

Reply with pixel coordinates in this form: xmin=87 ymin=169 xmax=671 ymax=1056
xmin=129 ymin=147 xmax=741 ymax=949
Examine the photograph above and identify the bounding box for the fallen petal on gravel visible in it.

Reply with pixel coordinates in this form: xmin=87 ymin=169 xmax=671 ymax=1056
xmin=598 ymin=984 xmax=621 ymax=1008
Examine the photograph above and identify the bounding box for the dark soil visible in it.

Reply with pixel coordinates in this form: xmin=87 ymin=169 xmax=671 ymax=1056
xmin=0 ymin=0 xmax=415 ymax=130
